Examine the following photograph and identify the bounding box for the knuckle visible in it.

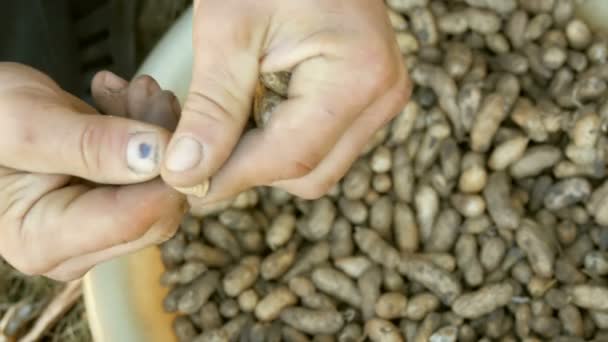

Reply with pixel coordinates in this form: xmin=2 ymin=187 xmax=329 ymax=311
xmin=295 ymin=180 xmax=335 ymax=200
xmin=284 ymin=152 xmax=322 ymax=179
xmin=284 ymin=160 xmax=314 ymax=180
xmin=103 ymin=192 xmax=176 ymax=246
xmin=112 ymin=219 xmax=150 ymax=245
xmin=76 ymin=122 xmax=104 ymax=175
xmin=183 ymin=89 xmax=232 ymax=125
xmin=155 ymin=222 xmax=180 ymax=244
xmin=184 ymin=71 xmax=248 ymax=125
xmin=132 ymin=74 xmax=156 ymax=88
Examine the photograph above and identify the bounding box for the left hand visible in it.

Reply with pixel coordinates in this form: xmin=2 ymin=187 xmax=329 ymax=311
xmin=161 ymin=0 xmax=411 ymax=208
xmin=0 ymin=64 xmax=185 ymax=281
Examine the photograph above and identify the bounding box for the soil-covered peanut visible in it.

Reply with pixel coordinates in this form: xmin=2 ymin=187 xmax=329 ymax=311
xmin=444 ymin=43 xmax=474 ymax=80
xmin=375 ymin=292 xmax=408 ymax=320
xmin=260 ymin=71 xmax=290 ymax=97
xmin=266 ymin=213 xmax=296 ymax=250
xmin=301 ymin=292 xmax=337 ymax=312
xmin=392 ymin=147 xmax=415 ymax=202
xmin=459 ymin=152 xmax=487 ymax=193
xmin=489 ymin=136 xmax=530 ymax=170
xmin=176 ymin=271 xmax=221 ymax=315
xmin=411 ymin=7 xmax=439 ymax=46
xmin=413 ymin=312 xmax=441 ymax=342
xmin=354 ymin=227 xmax=400 ymax=269
xmin=365 ymin=318 xmax=404 ymax=342
xmin=342 ymin=161 xmax=372 ymax=200
xmin=184 ymin=242 xmax=232 ymax=267
xmin=329 ymin=218 xmax=354 ymax=260
xmin=255 ymin=286 xmax=297 ymax=322
xmin=388 ymin=9 xmax=408 ymax=32
xmin=532 ymin=316 xmax=561 ymax=339
xmin=480 ymin=236 xmax=507 ymax=271
xmin=516 ymin=219 xmax=555 ymax=278
xmin=337 ymin=323 xmax=363 ymax=342
xmin=203 ymin=220 xmax=241 ymax=259
xmin=383 ymin=267 xmax=406 ymax=292
xmin=415 ymin=183 xmax=440 ymax=242
xmin=174 ymin=316 xmax=198 ymax=342
xmin=280 ymin=325 xmax=309 ymax=342
xmin=386 ymin=0 xmax=428 ymax=13
xmin=400 ymin=257 xmax=462 ymax=305
xmin=425 ymin=209 xmax=462 ymax=252
xmin=162 ymin=262 xmax=208 ymax=286
xmin=587 ymin=180 xmax=608 ymax=225
xmin=461 ymin=215 xmax=492 ymax=234
xmin=559 ymin=304 xmax=585 ymax=337
xmin=358 ymin=266 xmax=383 ymax=320
xmin=280 ymin=308 xmax=344 ymax=335
xmin=455 ymin=234 xmax=484 ymax=287
xmin=584 ymin=251 xmax=608 ymax=276
xmin=405 ymin=293 xmax=440 ymax=321
xmin=372 ymin=173 xmax=392 ymax=193
xmin=219 ymin=299 xmax=239 ymax=319
xmin=567 ymin=285 xmax=608 ymax=311
xmin=411 ymin=64 xmax=463 ymax=138
xmin=484 ymin=171 xmax=520 ymax=230
xmin=567 ymin=19 xmax=592 ymax=50
xmin=369 ymin=196 xmax=393 ymax=239
xmin=471 ymin=94 xmax=509 ymax=152
xmin=261 ymin=242 xmax=297 ymax=280
xmin=253 ymin=84 xmax=281 ymax=128
xmin=334 ymin=256 xmax=372 ymax=279
xmin=298 ymin=198 xmax=336 ymax=241
xmin=238 ymin=289 xmax=259 ymax=313
xmin=544 ymin=178 xmax=592 ymax=210
xmin=312 ymin=267 xmax=362 ymax=308
xmin=223 ymin=256 xmax=261 ymax=297
xmin=451 ymin=283 xmax=514 ymax=319
xmin=338 ymin=198 xmax=368 ymax=225
xmin=283 ymin=241 xmax=330 ymax=280
xmin=430 ymin=325 xmax=458 ymax=342
xmin=218 ymin=209 xmax=259 ymax=231
xmin=510 ymin=145 xmax=562 ymax=179
xmin=394 ymin=202 xmax=420 ymax=253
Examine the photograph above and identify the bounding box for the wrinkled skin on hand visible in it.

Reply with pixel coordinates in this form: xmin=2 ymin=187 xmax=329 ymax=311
xmin=0 ymin=63 xmax=186 ymax=281
xmin=162 ymin=0 xmax=411 ymax=209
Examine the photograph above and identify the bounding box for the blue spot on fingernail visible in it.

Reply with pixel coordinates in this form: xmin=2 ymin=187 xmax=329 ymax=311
xmin=139 ymin=143 xmax=152 ymax=159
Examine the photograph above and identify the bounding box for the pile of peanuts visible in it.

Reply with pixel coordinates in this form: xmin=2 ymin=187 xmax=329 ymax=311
xmin=159 ymin=0 xmax=608 ymax=341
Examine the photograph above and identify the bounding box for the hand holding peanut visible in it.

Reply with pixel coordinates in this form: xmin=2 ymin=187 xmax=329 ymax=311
xmin=162 ymin=0 xmax=411 ymax=207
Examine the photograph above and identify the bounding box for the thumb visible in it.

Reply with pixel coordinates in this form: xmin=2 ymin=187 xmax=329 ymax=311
xmin=161 ymin=3 xmax=263 ymax=196
xmin=0 ymin=106 xmax=170 ymax=184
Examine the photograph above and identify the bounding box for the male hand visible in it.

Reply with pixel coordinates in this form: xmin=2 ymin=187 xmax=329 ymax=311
xmin=0 ymin=63 xmax=185 ymax=281
xmin=162 ymin=0 xmax=411 ymax=208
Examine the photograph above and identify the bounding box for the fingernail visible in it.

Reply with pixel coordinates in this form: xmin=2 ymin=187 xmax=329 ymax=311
xmin=126 ymin=132 xmax=159 ymax=174
xmin=174 ymin=179 xmax=210 ymax=198
xmin=166 ymin=136 xmax=202 ymax=172
xmin=103 ymin=71 xmax=127 ymax=92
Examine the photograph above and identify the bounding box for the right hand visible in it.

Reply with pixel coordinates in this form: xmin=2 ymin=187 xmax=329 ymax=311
xmin=161 ymin=0 xmax=409 ymax=207
xmin=0 ymin=63 xmax=185 ymax=281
